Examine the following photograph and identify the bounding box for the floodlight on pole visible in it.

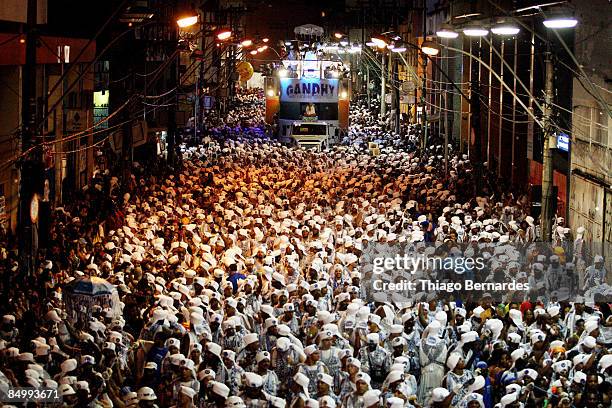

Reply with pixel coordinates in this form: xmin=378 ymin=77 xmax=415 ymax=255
xmin=543 ymin=16 xmax=578 ymax=28
xmin=177 ymin=14 xmax=198 ymax=28
xmin=436 ymin=24 xmax=459 ymax=39
xmin=491 ymin=23 xmax=521 ymax=35
xmin=371 ymin=35 xmax=387 ymax=48
xmin=463 ymin=23 xmax=489 ymax=37
xmin=216 ymin=29 xmax=232 ymax=41
xmin=421 ymin=40 xmax=440 ymax=56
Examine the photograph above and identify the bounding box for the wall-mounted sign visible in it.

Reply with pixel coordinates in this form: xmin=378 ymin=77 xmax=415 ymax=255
xmin=66 ymin=110 xmax=86 ymax=132
xmin=557 ymin=133 xmax=570 ymax=152
xmin=280 ymin=78 xmax=339 ymax=103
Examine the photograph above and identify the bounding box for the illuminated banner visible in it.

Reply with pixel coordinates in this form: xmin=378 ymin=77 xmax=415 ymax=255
xmin=280 ymin=78 xmax=339 ymax=103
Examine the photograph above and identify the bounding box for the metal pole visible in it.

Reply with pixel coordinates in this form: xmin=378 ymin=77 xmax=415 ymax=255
xmin=422 ymin=55 xmax=428 ymax=149
xmin=366 ymin=65 xmax=371 ymax=108
xmin=541 ymin=52 xmax=555 ymax=241
xmin=18 ymin=0 xmax=39 ymax=277
xmin=380 ymin=52 xmax=386 ymax=117
xmin=498 ymin=39 xmax=504 ymax=176
xmin=511 ymin=38 xmax=517 ymax=184
xmin=422 ymin=2 xmax=427 ymax=149
xmin=444 ymin=90 xmax=448 ymax=175
xmin=167 ymin=35 xmax=178 ymax=167
xmin=394 ymin=55 xmax=400 ymax=135
xmin=487 ymin=34 xmax=493 ymax=170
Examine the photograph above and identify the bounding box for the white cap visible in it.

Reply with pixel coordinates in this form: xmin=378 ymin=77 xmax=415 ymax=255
xmin=212 ymin=381 xmax=230 ymax=397
xmin=599 ymin=354 xmax=612 ymax=372
xmin=431 ymin=387 xmax=450 ymax=402
xmin=582 ymin=335 xmax=597 ymax=349
xmin=319 ymin=395 xmax=336 ymax=408
xmin=61 ymin=358 xmax=78 ymax=373
xmin=244 ymin=372 xmax=264 ymax=388
xmin=362 ymin=390 xmax=381 ymax=407
xmin=180 ymin=386 xmax=197 ymax=399
xmin=446 ymin=353 xmax=462 ymax=370
xmin=304 ymin=345 xmax=318 ymax=355
xmin=293 ymin=372 xmax=310 ymax=390
xmin=58 ymin=384 xmax=76 ymax=396
xmin=137 ymin=387 xmax=156 ymax=401
xmin=243 ymin=333 xmax=259 ymax=345
xmin=385 ymin=370 xmax=404 ymax=384
xmin=469 ymin=375 xmax=486 ymax=392
xmin=207 ymin=342 xmax=222 ymax=357
xmin=256 ymin=351 xmax=271 ymax=363
xmin=500 ymin=393 xmax=518 ymax=407
xmin=226 ymin=396 xmax=246 ymax=408
xmin=520 ymin=368 xmax=538 ymax=380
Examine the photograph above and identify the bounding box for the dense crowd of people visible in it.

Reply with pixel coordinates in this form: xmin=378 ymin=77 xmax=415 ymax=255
xmin=0 ymin=89 xmax=610 ymax=408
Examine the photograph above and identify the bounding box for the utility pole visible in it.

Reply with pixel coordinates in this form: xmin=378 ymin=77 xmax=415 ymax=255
xmin=167 ymin=7 xmax=179 ymax=168
xmin=366 ymin=66 xmax=371 ymax=108
xmin=421 ymin=54 xmax=428 ymax=149
xmin=167 ymin=54 xmax=178 ymax=167
xmin=393 ymin=54 xmax=400 ymax=135
xmin=421 ymin=1 xmax=428 ymax=149
xmin=444 ymin=90 xmax=448 ymax=175
xmin=18 ymin=0 xmax=42 ymax=276
xmin=541 ymin=52 xmax=555 ymax=241
xmin=380 ymin=52 xmax=386 ymax=117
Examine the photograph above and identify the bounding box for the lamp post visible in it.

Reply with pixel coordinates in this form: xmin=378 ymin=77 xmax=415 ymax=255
xmin=371 ymin=36 xmax=388 ymax=118
xmin=168 ymin=6 xmax=198 ymax=167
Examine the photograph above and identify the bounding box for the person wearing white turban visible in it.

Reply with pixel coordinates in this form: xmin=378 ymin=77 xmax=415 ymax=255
xmin=445 ymin=352 xmax=474 ymax=405
xmin=417 ymin=320 xmax=448 ymax=403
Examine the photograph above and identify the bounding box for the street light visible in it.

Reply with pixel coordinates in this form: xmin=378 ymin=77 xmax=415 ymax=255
xmin=176 ymin=12 xmax=198 ymax=28
xmin=371 ymin=35 xmax=387 ymax=48
xmin=463 ymin=23 xmax=489 ymax=37
xmin=491 ymin=22 xmax=521 ymax=35
xmin=421 ymin=40 xmax=440 ymax=56
xmin=250 ymin=50 xmax=258 ymax=55
xmin=543 ymin=15 xmax=578 ymax=28
xmin=216 ymin=28 xmax=232 ymax=41
xmin=241 ymin=39 xmax=253 ymax=47
xmin=262 ymin=37 xmax=269 ymax=43
xmin=436 ymin=24 xmax=459 ymax=39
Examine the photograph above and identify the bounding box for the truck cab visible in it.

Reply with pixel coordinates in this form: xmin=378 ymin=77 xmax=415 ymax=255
xmin=290 ymin=122 xmax=330 ymax=151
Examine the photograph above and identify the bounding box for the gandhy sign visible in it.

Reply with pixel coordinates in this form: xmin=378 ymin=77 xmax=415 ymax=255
xmin=280 ymin=78 xmax=339 ymax=103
